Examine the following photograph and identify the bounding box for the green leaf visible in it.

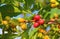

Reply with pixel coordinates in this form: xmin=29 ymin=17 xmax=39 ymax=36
xmin=14 ymin=6 xmax=21 ymax=12
xmin=3 ymin=34 xmax=18 ymax=39
xmin=21 ymin=30 xmax=29 ymax=39
xmin=0 ymin=4 xmax=21 ymax=18
xmin=0 ymin=13 xmax=2 ymax=24
xmin=43 ymin=12 xmax=50 ymax=19
xmin=48 ymin=8 xmax=60 ymax=18
xmin=33 ymin=33 xmax=37 ymax=39
xmin=29 ymin=28 xmax=39 ymax=39
xmin=52 ymin=35 xmax=55 ymax=39
xmin=17 ymin=0 xmax=24 ymax=2
xmin=0 ymin=24 xmax=4 ymax=28
xmin=23 ymin=0 xmax=34 ymax=10
xmin=1 ymin=0 xmax=5 ymax=3
xmin=0 ymin=4 xmax=14 ymax=13
xmin=24 ymin=14 xmax=34 ymax=20
xmin=4 ymin=0 xmax=14 ymax=4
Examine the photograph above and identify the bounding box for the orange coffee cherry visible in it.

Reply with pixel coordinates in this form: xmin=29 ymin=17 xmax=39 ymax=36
xmin=44 ymin=35 xmax=50 ymax=39
xmin=51 ymin=4 xmax=57 ymax=8
xmin=18 ymin=18 xmax=25 ymax=23
xmin=39 ymin=29 xmax=45 ymax=33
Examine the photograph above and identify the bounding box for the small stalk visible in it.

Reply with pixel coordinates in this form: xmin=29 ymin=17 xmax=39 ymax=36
xmin=0 ymin=12 xmax=4 ymax=39
xmin=2 ymin=28 xmax=4 ymax=39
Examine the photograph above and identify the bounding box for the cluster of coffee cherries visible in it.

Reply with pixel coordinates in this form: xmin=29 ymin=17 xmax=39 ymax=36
xmin=32 ymin=15 xmax=45 ymax=28
xmin=50 ymin=0 xmax=59 ymax=8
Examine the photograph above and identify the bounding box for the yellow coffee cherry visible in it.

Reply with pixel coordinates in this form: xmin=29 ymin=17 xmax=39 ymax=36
xmin=21 ymin=23 xmax=27 ymax=30
xmin=18 ymin=18 xmax=25 ymax=23
xmin=44 ymin=35 xmax=50 ymax=39
xmin=2 ymin=20 xmax=8 ymax=25
xmin=50 ymin=0 xmax=56 ymax=3
xmin=51 ymin=1 xmax=59 ymax=8
xmin=38 ymin=33 xmax=43 ymax=37
xmin=55 ymin=2 xmax=59 ymax=6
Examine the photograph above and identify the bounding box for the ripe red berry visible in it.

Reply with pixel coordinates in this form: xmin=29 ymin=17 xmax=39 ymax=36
xmin=38 ymin=19 xmax=44 ymax=25
xmin=33 ymin=15 xmax=41 ymax=21
xmin=33 ymin=22 xmax=39 ymax=28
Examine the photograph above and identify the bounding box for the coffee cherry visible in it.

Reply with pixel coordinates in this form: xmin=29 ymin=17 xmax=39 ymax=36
xmin=51 ymin=4 xmax=57 ymax=8
xmin=2 ymin=20 xmax=8 ymax=25
xmin=38 ymin=33 xmax=42 ymax=37
xmin=33 ymin=15 xmax=41 ymax=21
xmin=39 ymin=29 xmax=45 ymax=33
xmin=33 ymin=22 xmax=39 ymax=28
xmin=20 ymin=23 xmax=27 ymax=30
xmin=18 ymin=18 xmax=25 ymax=22
xmin=50 ymin=0 xmax=56 ymax=3
xmin=44 ymin=35 xmax=50 ymax=39
xmin=38 ymin=19 xmax=44 ymax=25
